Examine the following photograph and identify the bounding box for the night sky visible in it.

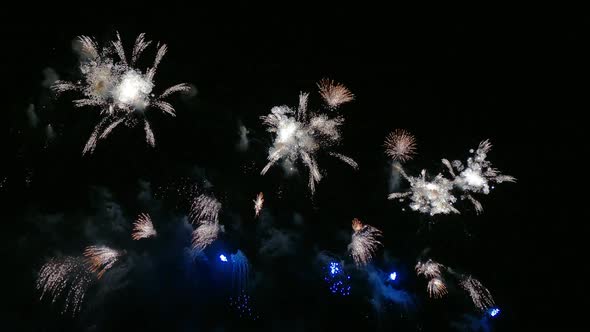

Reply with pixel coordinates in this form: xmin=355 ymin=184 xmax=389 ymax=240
xmin=1 ymin=6 xmax=579 ymax=332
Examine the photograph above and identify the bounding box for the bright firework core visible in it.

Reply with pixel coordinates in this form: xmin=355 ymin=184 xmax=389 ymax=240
xmin=219 ymin=254 xmax=228 ymax=262
xmin=115 ymin=70 xmax=153 ymax=109
xmin=389 ymin=272 xmax=397 ymax=281
xmin=488 ymin=307 xmax=500 ymax=317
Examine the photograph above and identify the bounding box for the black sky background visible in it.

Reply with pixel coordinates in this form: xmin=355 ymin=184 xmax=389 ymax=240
xmin=0 ymin=6 xmax=582 ymax=332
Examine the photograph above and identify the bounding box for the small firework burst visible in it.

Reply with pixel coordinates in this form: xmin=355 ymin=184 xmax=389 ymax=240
xmin=191 ymin=223 xmax=222 ymax=251
xmin=384 ymin=129 xmax=417 ymax=162
xmin=459 ymin=275 xmax=495 ymax=311
xmin=190 ymin=194 xmax=221 ymax=224
xmin=260 ymin=81 xmax=357 ymax=194
xmin=415 ymin=259 xmax=444 ymax=279
xmin=324 ymin=261 xmax=352 ymax=296
xmin=442 ymin=140 xmax=516 ymax=214
xmin=229 ymin=292 xmax=259 ymax=321
xmin=427 ymin=278 xmax=448 ymax=299
xmin=389 ymin=166 xmax=459 ymax=216
xmin=36 ymin=256 xmax=93 ymax=315
xmin=53 ymin=33 xmax=190 ymax=154
xmin=83 ymin=246 xmax=123 ymax=278
xmin=348 ymin=218 xmax=383 ymax=266
xmin=131 ymin=213 xmax=157 ymax=240
xmin=253 ymin=192 xmax=264 ymax=218
xmin=317 ymin=78 xmax=355 ymax=108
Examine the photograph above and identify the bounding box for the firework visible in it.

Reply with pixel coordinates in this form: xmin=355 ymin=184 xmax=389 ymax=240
xmin=415 ymin=259 xmax=444 ymax=279
xmin=190 ymin=194 xmax=221 ymax=224
xmin=83 ymin=246 xmax=123 ymax=278
xmin=53 ymin=33 xmax=190 ymax=154
xmin=317 ymin=78 xmax=355 ymax=108
xmin=36 ymin=256 xmax=93 ymax=315
xmin=459 ymin=275 xmax=495 ymax=311
xmin=348 ymin=218 xmax=383 ymax=266
xmin=442 ymin=140 xmax=516 ymax=214
xmin=384 ymin=129 xmax=417 ymax=162
xmin=229 ymin=292 xmax=260 ymax=321
xmin=231 ymin=250 xmax=250 ymax=293
xmin=191 ymin=223 xmax=222 ymax=251
xmin=389 ymin=166 xmax=459 ymax=216
xmin=253 ymin=192 xmax=264 ymax=218
xmin=324 ymin=261 xmax=352 ymax=296
xmin=427 ymin=278 xmax=448 ymax=299
xmin=260 ymin=82 xmax=357 ymax=194
xmin=132 ymin=213 xmax=157 ymax=240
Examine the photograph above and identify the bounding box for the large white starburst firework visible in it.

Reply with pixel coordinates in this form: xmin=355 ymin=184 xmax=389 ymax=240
xmin=442 ymin=140 xmax=516 ymax=214
xmin=53 ymin=33 xmax=190 ymax=154
xmin=260 ymin=81 xmax=357 ymax=194
xmin=348 ymin=218 xmax=383 ymax=266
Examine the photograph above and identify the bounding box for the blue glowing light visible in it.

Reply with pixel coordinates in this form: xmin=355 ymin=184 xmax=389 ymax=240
xmin=389 ymin=272 xmax=397 ymax=281
xmin=324 ymin=262 xmax=351 ymax=296
xmin=488 ymin=307 xmax=500 ymax=317
xmin=219 ymin=254 xmax=228 ymax=262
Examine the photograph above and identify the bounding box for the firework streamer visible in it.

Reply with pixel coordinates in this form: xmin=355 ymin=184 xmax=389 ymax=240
xmin=230 ymin=250 xmax=250 ymax=294
xmin=348 ymin=218 xmax=383 ymax=266
xmin=388 ymin=165 xmax=459 ymax=216
xmin=52 ymin=33 xmax=190 ymax=154
xmin=132 ymin=213 xmax=157 ymax=240
xmin=190 ymin=193 xmax=223 ymax=251
xmin=459 ymin=275 xmax=496 ymax=311
xmin=384 ymin=129 xmax=417 ymax=162
xmin=83 ymin=246 xmax=123 ymax=278
xmin=442 ymin=140 xmax=516 ymax=214
xmin=260 ymin=79 xmax=356 ymax=194
xmin=36 ymin=256 xmax=93 ymax=315
xmin=253 ymin=192 xmax=264 ymax=218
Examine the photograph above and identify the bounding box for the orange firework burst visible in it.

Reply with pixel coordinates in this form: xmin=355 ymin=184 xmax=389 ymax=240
xmin=384 ymin=129 xmax=417 ymax=162
xmin=317 ymin=78 xmax=355 ymax=108
xmin=254 ymin=192 xmax=264 ymax=218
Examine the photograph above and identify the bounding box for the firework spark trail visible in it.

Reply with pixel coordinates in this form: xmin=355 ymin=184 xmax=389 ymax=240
xmin=190 ymin=194 xmax=221 ymax=224
xmin=132 ymin=213 xmax=157 ymax=240
xmin=260 ymin=80 xmax=356 ymax=194
xmin=317 ymin=78 xmax=355 ymax=108
xmin=231 ymin=250 xmax=250 ymax=293
xmin=36 ymin=256 xmax=93 ymax=315
xmin=459 ymin=275 xmax=495 ymax=311
xmin=389 ymin=166 xmax=459 ymax=216
xmin=83 ymin=246 xmax=123 ymax=278
xmin=427 ymin=278 xmax=448 ymax=299
xmin=191 ymin=223 xmax=222 ymax=251
xmin=253 ymin=192 xmax=264 ymax=218
xmin=348 ymin=218 xmax=383 ymax=267
xmin=52 ymin=33 xmax=189 ymax=154
xmin=442 ymin=140 xmax=516 ymax=214
xmin=415 ymin=259 xmax=444 ymax=279
xmin=384 ymin=129 xmax=417 ymax=162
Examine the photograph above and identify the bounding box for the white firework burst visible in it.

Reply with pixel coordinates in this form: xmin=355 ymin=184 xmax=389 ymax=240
xmin=261 ymin=82 xmax=357 ymax=194
xmin=83 ymin=246 xmax=123 ymax=279
xmin=189 ymin=193 xmax=223 ymax=251
xmin=348 ymin=218 xmax=383 ymax=266
xmin=415 ymin=259 xmax=444 ymax=279
xmin=36 ymin=256 xmax=93 ymax=315
xmin=389 ymin=165 xmax=459 ymax=216
xmin=459 ymin=275 xmax=495 ymax=311
xmin=53 ymin=33 xmax=190 ymax=154
xmin=442 ymin=140 xmax=516 ymax=214
xmin=132 ymin=213 xmax=157 ymax=240
xmin=253 ymin=192 xmax=264 ymax=218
